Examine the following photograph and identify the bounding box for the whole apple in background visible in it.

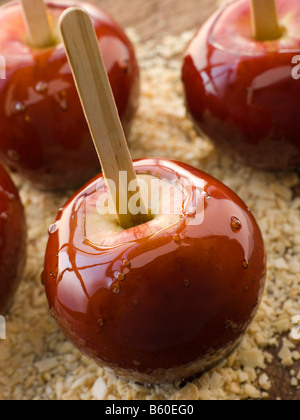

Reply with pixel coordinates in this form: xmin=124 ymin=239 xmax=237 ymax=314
xmin=0 ymin=0 xmax=139 ymax=190
xmin=0 ymin=165 xmax=26 ymax=314
xmin=43 ymin=158 xmax=266 ymax=384
xmin=182 ymin=0 xmax=300 ymax=171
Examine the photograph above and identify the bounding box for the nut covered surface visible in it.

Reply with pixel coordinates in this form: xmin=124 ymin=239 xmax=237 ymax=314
xmin=0 ymin=0 xmax=299 ymax=400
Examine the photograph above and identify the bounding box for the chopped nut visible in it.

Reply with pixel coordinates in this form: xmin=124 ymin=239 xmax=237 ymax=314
xmin=92 ymin=377 xmax=107 ymax=400
xmin=274 ymin=317 xmax=291 ymax=334
xmin=278 ymin=346 xmax=293 ymax=367
xmin=238 ymin=371 xmax=249 ymax=384
xmin=258 ymin=374 xmax=271 ymax=391
xmin=244 ymin=384 xmax=261 ymax=399
xmin=228 ymin=382 xmax=241 ymax=395
xmin=238 ymin=348 xmax=265 ymax=369
xmin=273 ymin=258 xmax=289 ymax=271
xmin=173 ymin=383 xmax=199 ymax=400
xmin=35 ymin=357 xmax=60 ymax=374
xmin=290 ymin=377 xmax=298 ymax=387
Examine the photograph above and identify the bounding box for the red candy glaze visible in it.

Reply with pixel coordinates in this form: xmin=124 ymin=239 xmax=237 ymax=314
xmin=182 ymin=0 xmax=300 ymax=170
xmin=44 ymin=159 xmax=266 ymax=383
xmin=0 ymin=165 xmax=26 ymax=314
xmin=0 ymin=1 xmax=139 ymax=189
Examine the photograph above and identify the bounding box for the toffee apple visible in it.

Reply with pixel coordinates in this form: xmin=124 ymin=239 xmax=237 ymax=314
xmin=44 ymin=158 xmax=266 ymax=383
xmin=0 ymin=165 xmax=26 ymax=314
xmin=182 ymin=0 xmax=300 ymax=170
xmin=43 ymin=8 xmax=266 ymax=384
xmin=0 ymin=0 xmax=139 ymax=189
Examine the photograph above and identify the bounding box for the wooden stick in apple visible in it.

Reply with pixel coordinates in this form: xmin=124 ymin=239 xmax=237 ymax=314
xmin=250 ymin=0 xmax=282 ymax=41
xmin=20 ymin=0 xmax=54 ymax=47
xmin=59 ymin=8 xmax=150 ymax=229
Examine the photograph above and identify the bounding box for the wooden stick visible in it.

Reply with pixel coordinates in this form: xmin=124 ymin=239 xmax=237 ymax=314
xmin=59 ymin=8 xmax=150 ymax=229
xmin=20 ymin=0 xmax=54 ymax=48
xmin=250 ymin=0 xmax=282 ymax=41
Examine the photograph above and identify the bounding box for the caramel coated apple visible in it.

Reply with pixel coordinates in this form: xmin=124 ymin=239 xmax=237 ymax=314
xmin=0 ymin=1 xmax=139 ymax=189
xmin=182 ymin=0 xmax=300 ymax=170
xmin=43 ymin=159 xmax=266 ymax=383
xmin=0 ymin=165 xmax=26 ymax=314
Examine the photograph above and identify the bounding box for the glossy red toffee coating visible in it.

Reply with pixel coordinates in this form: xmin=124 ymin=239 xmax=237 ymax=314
xmin=0 ymin=1 xmax=139 ymax=190
xmin=0 ymin=165 xmax=26 ymax=314
xmin=44 ymin=159 xmax=266 ymax=383
xmin=182 ymin=0 xmax=300 ymax=170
